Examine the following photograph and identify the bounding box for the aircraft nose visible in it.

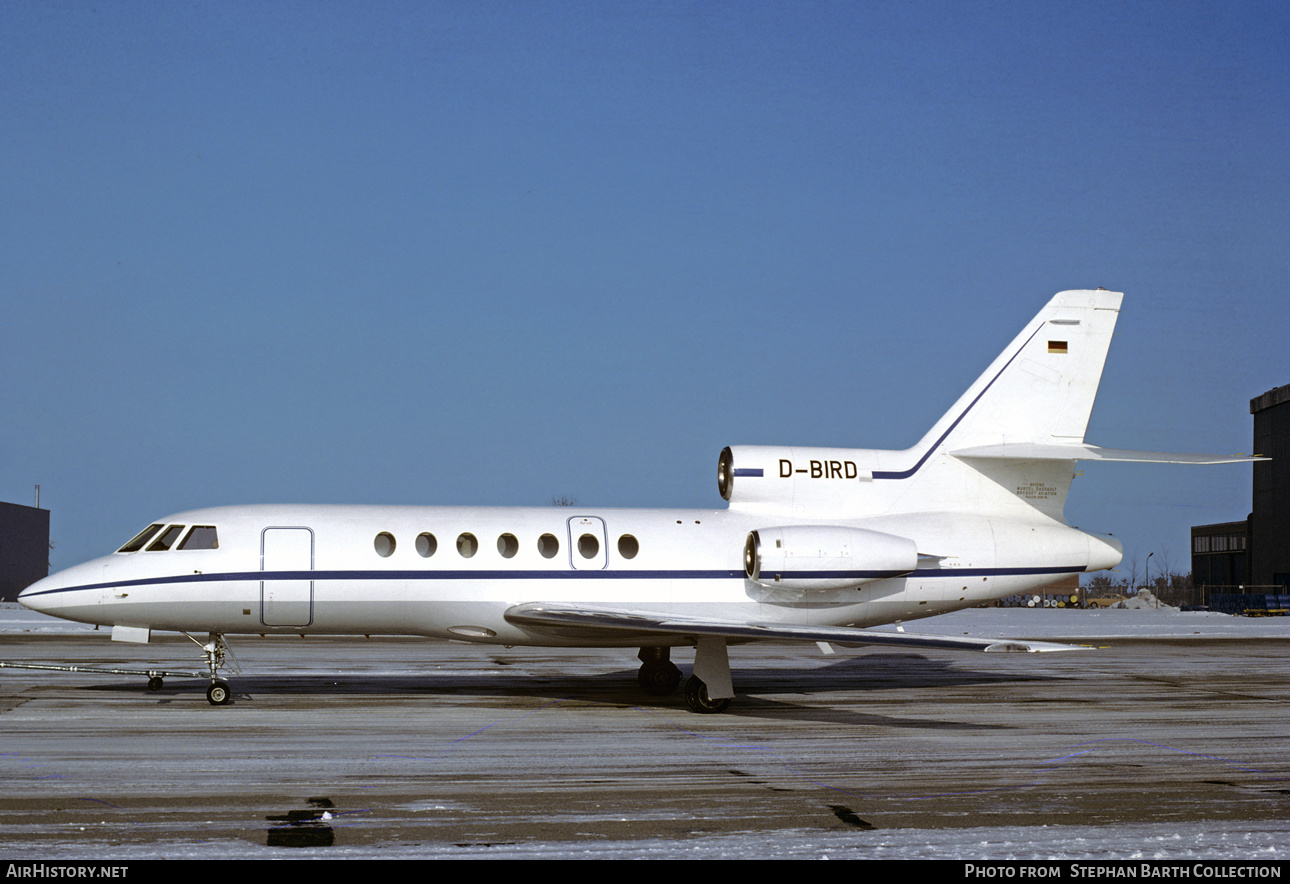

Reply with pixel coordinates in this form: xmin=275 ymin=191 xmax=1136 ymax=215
xmin=18 ymin=572 xmax=62 ymax=614
xmin=17 ymin=560 xmax=114 ymax=628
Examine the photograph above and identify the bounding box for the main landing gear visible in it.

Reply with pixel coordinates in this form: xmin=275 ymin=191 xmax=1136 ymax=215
xmin=637 ymin=639 xmax=735 ymax=714
xmin=682 ymin=674 xmax=731 ymax=714
xmin=637 ymin=647 xmax=682 ymax=695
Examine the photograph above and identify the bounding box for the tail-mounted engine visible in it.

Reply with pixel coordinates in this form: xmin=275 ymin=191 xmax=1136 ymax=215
xmin=719 ymin=445 xmax=878 ymax=513
xmin=744 ymin=525 xmax=918 ymax=591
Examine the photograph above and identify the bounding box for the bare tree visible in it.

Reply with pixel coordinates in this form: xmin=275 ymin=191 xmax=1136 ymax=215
xmin=1085 ymin=574 xmax=1116 ymax=598
xmin=1154 ymin=545 xmax=1173 ymax=600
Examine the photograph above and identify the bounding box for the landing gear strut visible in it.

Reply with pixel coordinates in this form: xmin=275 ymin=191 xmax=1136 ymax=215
xmin=684 ymin=637 xmax=735 ymax=714
xmin=637 ymin=647 xmax=682 ymax=695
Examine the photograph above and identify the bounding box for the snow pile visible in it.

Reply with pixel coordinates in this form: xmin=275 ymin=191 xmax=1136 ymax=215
xmin=1112 ymin=589 xmax=1178 ymax=611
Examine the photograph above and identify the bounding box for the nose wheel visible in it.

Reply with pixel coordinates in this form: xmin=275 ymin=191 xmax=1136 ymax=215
xmin=206 ymin=680 xmax=232 ymax=705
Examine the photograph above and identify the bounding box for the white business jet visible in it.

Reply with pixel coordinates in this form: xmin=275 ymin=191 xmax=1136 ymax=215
xmin=19 ymin=290 xmax=1257 ymax=711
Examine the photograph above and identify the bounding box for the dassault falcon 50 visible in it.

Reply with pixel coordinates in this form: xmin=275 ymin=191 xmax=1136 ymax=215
xmin=19 ymin=290 xmax=1258 ymax=711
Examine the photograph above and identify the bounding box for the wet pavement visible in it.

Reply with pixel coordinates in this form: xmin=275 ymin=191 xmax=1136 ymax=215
xmin=1 ymin=627 xmax=1288 ymax=856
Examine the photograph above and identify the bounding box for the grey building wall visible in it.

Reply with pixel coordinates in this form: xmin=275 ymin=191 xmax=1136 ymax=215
xmin=0 ymin=501 xmax=50 ymax=601
xmin=1251 ymin=384 xmax=1290 ymax=588
xmin=1191 ymin=519 xmax=1250 ymax=590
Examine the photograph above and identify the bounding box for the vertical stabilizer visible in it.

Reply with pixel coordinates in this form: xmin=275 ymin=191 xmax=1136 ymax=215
xmin=913 ymin=289 xmax=1122 ymax=456
xmin=868 ymin=290 xmax=1122 ymax=520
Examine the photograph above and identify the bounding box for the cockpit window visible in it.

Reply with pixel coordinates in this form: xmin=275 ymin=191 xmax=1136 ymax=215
xmin=118 ymin=524 xmax=164 ymax=553
xmin=146 ymin=525 xmax=186 ymax=551
xmin=178 ymin=526 xmax=219 ymax=550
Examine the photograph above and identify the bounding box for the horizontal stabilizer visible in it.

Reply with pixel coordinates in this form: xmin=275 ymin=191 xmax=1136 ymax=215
xmin=505 ymin=603 xmax=1083 ymax=653
xmin=951 ymin=443 xmax=1266 ymax=465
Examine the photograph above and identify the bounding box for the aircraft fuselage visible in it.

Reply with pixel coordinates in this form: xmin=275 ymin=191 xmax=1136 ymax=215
xmin=22 ymin=503 xmax=1114 ymax=646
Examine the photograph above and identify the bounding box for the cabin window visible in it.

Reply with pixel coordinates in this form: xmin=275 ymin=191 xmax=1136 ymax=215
xmin=497 ymin=533 xmax=519 ymax=558
xmin=374 ymin=532 xmax=396 ymax=557
xmin=146 ymin=525 xmax=186 ymax=551
xmin=578 ymin=533 xmax=600 ymax=559
xmin=118 ymin=524 xmax=164 ymax=553
xmin=416 ymin=532 xmax=437 ymax=557
xmin=617 ymin=534 xmax=639 ymax=559
xmin=178 ymin=526 xmax=219 ymax=550
xmin=457 ymin=533 xmax=478 ymax=558
xmin=537 ymin=533 xmax=559 ymax=558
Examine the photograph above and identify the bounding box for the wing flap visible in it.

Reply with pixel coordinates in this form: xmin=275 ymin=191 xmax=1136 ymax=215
xmin=504 ymin=603 xmax=1082 ymax=653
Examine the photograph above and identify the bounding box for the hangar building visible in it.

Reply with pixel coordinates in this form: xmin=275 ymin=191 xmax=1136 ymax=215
xmin=1 ymin=500 xmax=50 ymax=602
xmin=1192 ymin=382 xmax=1290 ymax=593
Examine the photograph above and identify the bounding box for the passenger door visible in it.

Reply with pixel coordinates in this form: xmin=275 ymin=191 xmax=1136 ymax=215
xmin=261 ymin=527 xmax=314 ymax=627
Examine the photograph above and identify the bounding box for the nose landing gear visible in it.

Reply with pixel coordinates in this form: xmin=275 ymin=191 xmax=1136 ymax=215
xmin=184 ymin=632 xmax=234 ymax=705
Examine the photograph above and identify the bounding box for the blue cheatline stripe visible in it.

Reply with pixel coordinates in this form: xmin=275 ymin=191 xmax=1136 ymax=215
xmin=778 ymin=565 xmax=1080 ymax=579
xmin=732 ymin=468 xmax=763 ymax=477
xmin=21 ymin=564 xmax=1085 ymax=598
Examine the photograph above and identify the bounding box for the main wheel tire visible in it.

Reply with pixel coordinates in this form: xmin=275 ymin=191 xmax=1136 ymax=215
xmin=638 ymin=660 xmax=683 ymax=695
xmin=206 ymin=680 xmax=232 ymax=705
xmin=147 ymin=676 xmax=164 ymax=692
xmin=683 ymin=675 xmax=731 ymax=714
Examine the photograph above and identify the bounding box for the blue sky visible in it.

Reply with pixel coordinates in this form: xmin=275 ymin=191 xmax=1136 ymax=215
xmin=3 ymin=1 xmax=1285 ymax=576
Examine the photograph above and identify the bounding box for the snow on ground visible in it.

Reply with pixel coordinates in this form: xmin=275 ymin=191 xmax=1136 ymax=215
xmin=13 ymin=820 xmax=1290 ymax=861
xmin=4 ymin=603 xmax=1288 ymax=861
xmin=864 ymin=605 xmax=1290 ymax=641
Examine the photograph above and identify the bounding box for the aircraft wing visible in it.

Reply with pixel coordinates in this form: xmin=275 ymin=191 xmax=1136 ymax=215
xmin=503 ymin=603 xmax=1083 ymax=653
